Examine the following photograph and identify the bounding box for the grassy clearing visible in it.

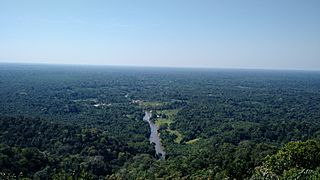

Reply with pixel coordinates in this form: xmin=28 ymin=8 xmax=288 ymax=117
xmin=186 ymin=138 xmax=201 ymax=144
xmin=155 ymin=109 xmax=179 ymax=126
xmin=139 ymin=101 xmax=168 ymax=108
xmin=155 ymin=109 xmax=183 ymax=144
xmin=156 ymin=118 xmax=172 ymax=126
xmin=167 ymin=129 xmax=183 ymax=144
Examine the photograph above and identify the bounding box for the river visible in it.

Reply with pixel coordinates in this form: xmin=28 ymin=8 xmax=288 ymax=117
xmin=143 ymin=111 xmax=166 ymax=159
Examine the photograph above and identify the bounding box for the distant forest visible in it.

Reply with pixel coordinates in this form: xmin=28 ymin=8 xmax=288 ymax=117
xmin=1 ymin=64 xmax=320 ymax=179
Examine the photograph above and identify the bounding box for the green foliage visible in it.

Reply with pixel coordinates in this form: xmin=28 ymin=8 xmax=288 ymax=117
xmin=266 ymin=140 xmax=320 ymax=173
xmin=0 ymin=116 xmax=154 ymax=179
xmin=1 ymin=64 xmax=320 ymax=179
xmin=252 ymin=140 xmax=320 ymax=179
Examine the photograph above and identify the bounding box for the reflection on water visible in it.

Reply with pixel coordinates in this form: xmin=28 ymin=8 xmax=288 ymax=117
xmin=143 ymin=111 xmax=165 ymax=159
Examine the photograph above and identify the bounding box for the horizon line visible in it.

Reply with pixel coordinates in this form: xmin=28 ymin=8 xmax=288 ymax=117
xmin=0 ymin=61 xmax=320 ymax=72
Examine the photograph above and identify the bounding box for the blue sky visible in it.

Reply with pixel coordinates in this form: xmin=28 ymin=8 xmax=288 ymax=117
xmin=0 ymin=0 xmax=319 ymax=70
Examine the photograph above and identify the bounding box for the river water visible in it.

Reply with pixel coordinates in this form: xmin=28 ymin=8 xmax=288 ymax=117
xmin=143 ymin=111 xmax=166 ymax=159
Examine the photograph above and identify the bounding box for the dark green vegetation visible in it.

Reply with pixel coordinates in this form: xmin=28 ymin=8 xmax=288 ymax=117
xmin=1 ymin=64 xmax=320 ymax=179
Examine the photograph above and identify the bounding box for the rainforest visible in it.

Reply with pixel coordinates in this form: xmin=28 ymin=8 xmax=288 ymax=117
xmin=1 ymin=63 xmax=320 ymax=179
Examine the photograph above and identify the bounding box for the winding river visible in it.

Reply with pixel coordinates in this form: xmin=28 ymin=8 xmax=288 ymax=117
xmin=143 ymin=111 xmax=166 ymax=159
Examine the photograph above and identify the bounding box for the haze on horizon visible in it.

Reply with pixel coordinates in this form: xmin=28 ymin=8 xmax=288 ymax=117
xmin=0 ymin=0 xmax=320 ymax=70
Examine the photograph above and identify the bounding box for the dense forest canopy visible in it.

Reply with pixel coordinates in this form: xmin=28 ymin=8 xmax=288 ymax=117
xmin=1 ymin=64 xmax=320 ymax=179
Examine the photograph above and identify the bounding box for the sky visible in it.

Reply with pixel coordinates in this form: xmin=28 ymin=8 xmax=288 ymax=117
xmin=0 ymin=0 xmax=320 ymax=70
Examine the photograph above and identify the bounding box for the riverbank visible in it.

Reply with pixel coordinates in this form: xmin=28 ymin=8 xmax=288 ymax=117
xmin=143 ymin=111 xmax=166 ymax=159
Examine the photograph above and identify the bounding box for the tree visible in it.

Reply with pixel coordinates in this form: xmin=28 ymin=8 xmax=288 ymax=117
xmin=252 ymin=140 xmax=320 ymax=179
